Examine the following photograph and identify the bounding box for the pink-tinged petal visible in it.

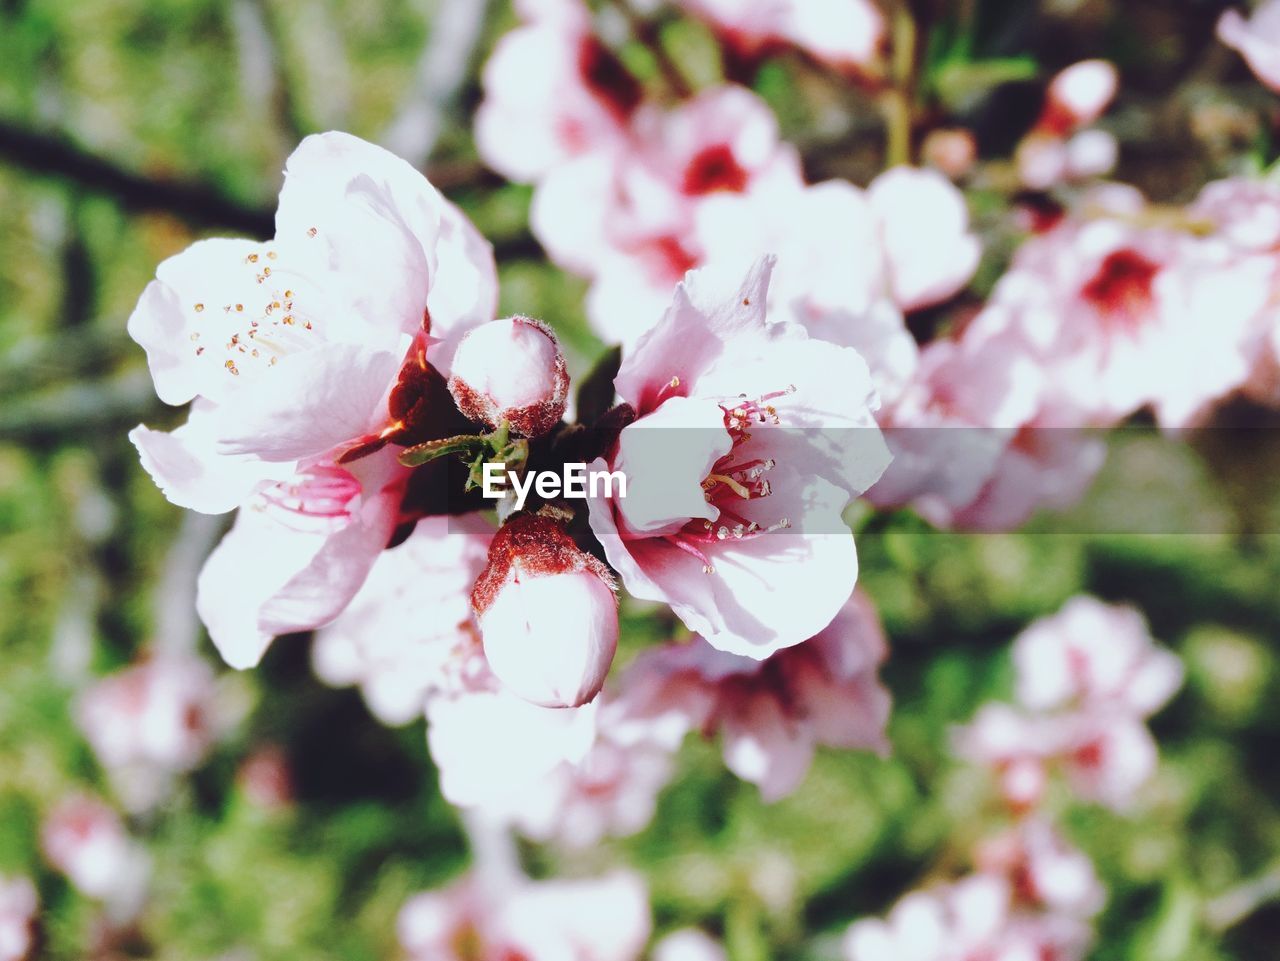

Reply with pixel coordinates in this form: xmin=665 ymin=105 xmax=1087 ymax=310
xmin=127 ymin=238 xmax=263 ymax=406
xmin=195 ymin=468 xmax=402 ymax=669
xmin=425 ymin=688 xmax=598 ymax=807
xmin=530 ymin=151 xmax=618 ymax=274
xmin=721 ymin=689 xmax=815 ymax=802
xmin=501 ymin=872 xmax=651 ymax=961
xmin=613 ymin=397 xmax=733 ymax=537
xmin=129 ymin=405 xmax=279 ymax=514
xmin=213 ymin=342 xmax=403 ymax=461
xmin=868 ymin=167 xmax=981 ymax=311
xmin=615 ymin=257 xmax=776 ymax=412
xmin=424 ymin=202 xmax=500 ymax=375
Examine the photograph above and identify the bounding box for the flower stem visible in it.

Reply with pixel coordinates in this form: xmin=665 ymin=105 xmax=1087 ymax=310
xmin=882 ymin=1 xmax=918 ymax=167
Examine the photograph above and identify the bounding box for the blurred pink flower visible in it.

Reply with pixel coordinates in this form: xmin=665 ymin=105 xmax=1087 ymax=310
xmin=609 ymin=591 xmax=891 ymax=801
xmin=312 ymin=515 xmax=493 ymax=725
xmin=843 ymin=824 xmax=1101 ymax=961
xmin=475 ymin=4 xmax=640 ymax=183
xmin=966 ymin=185 xmax=1269 ymax=427
xmin=587 ymin=259 xmax=890 ymax=658
xmin=129 ymin=132 xmax=495 ymax=515
xmin=1038 ymin=60 xmax=1119 ymax=136
xmin=398 ymin=869 xmax=650 ymax=961
xmin=41 ymin=795 xmax=150 ymax=924
xmin=1012 ymin=596 xmax=1184 ymax=717
xmin=0 ymin=876 xmax=37 ymax=961
xmin=76 ymin=654 xmax=220 ymax=812
xmin=679 ymin=0 xmax=885 ymax=71
xmin=532 ymin=84 xmax=804 ymax=347
xmin=1219 ymin=1 xmax=1280 ymax=91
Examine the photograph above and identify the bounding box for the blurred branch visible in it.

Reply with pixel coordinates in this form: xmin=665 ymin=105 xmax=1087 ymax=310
xmin=381 ymin=0 xmax=494 ymax=168
xmin=1204 ymin=861 xmax=1280 ymax=933
xmin=0 ymin=369 xmax=159 ymax=442
xmin=230 ymin=0 xmax=306 ymax=157
xmin=0 ymin=118 xmax=275 ymax=236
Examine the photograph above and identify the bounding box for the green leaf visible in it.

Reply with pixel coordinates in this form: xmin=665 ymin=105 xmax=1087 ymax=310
xmin=575 ymin=344 xmax=623 ymax=426
xmin=398 ymin=434 xmax=486 ymax=467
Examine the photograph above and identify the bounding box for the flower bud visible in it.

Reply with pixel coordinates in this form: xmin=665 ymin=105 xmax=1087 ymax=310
xmin=471 ymin=513 xmax=618 ymax=708
xmin=447 ymin=316 xmax=569 ymax=438
xmin=1039 ymin=60 xmax=1118 ymax=135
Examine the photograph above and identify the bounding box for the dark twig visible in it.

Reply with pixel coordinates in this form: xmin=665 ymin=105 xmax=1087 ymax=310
xmin=0 ymin=118 xmax=276 ymax=235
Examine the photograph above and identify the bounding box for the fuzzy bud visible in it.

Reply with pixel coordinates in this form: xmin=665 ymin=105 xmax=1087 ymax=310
xmin=447 ymin=316 xmax=569 ymax=438
xmin=471 ymin=513 xmax=618 ymax=708
xmin=1039 ymin=59 xmax=1119 ymax=136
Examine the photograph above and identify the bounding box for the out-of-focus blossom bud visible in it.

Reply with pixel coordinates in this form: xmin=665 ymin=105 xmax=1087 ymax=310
xmin=921 ymin=128 xmax=978 ymax=179
xmin=1218 ymin=1 xmax=1280 ymax=92
xmin=654 ymin=928 xmax=728 ymax=961
xmin=1016 ymin=132 xmax=1070 ymax=191
xmin=447 ymin=316 xmax=569 ymax=438
xmin=1064 ymin=129 xmax=1119 ymax=181
xmin=41 ymin=796 xmax=150 ymax=924
xmin=0 ymin=876 xmax=37 ymax=961
xmin=236 ymin=745 xmax=295 ymax=811
xmin=471 ymin=513 xmax=619 ymax=708
xmin=1039 ymin=60 xmax=1119 ymax=135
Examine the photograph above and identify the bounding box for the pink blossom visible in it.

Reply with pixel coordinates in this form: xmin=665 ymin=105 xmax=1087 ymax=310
xmin=503 ymin=732 xmax=675 ymax=848
xmin=448 ymin=316 xmax=569 ymax=437
xmin=678 ymin=0 xmax=885 ymax=71
xmin=866 ymin=167 xmax=982 ymax=312
xmin=76 ymin=654 xmax=220 ymax=811
xmin=472 ymin=512 xmax=619 ymax=708
xmin=425 ymin=669 xmax=600 ymax=808
xmin=398 ymin=869 xmax=650 ymax=961
xmin=311 ymin=516 xmax=493 ymax=725
xmin=1013 ymin=596 xmax=1183 ymax=717
xmin=0 ymin=877 xmax=37 ymax=961
xmin=921 ymin=129 xmax=978 ymax=179
xmin=532 ymin=85 xmax=803 ymax=347
xmin=129 ymin=132 xmax=496 ymax=515
xmin=965 ymin=185 xmax=1270 ymax=427
xmin=195 ymin=446 xmax=409 ymax=669
xmin=475 ymin=4 xmax=639 ymax=183
xmin=41 ymin=795 xmax=150 ymax=923
xmin=587 ymin=259 xmax=889 ymax=658
xmin=692 ymin=177 xmax=918 ymax=406
xmin=609 ymin=592 xmax=891 ymax=801
xmin=1218 ymin=1 xmax=1280 ymax=91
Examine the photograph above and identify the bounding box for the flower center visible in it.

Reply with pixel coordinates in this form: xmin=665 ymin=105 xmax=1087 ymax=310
xmin=257 ymin=464 xmax=362 ymax=530
xmin=664 ymin=388 xmax=796 ymax=573
xmin=578 ymin=36 xmax=643 ymax=124
xmin=1080 ymin=248 xmax=1159 ymax=333
xmin=682 ymin=144 xmax=751 ymax=196
xmin=186 ymin=239 xmax=322 ymax=379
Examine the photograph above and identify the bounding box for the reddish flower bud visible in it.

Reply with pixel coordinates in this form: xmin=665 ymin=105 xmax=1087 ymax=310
xmin=447 ymin=316 xmax=569 ymax=437
xmin=471 ymin=513 xmax=618 ymax=708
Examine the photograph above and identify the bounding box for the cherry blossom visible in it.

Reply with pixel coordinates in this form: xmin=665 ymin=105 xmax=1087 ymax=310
xmin=76 ymin=654 xmax=221 ymax=812
xmin=129 ymin=132 xmax=496 ymax=515
xmin=0 ymin=877 xmax=37 ymax=961
xmin=609 ymin=591 xmax=891 ymax=801
xmin=964 ymin=184 xmax=1270 ymax=427
xmin=398 ymin=869 xmax=650 ymax=961
xmin=475 ymin=0 xmax=639 ymax=183
xmin=311 ymin=515 xmax=493 ymax=725
xmin=1218 ymin=1 xmax=1280 ymax=92
xmin=532 ymin=84 xmax=804 ymax=347
xmin=678 ymin=0 xmax=885 ymax=72
xmin=653 ymin=929 xmax=728 ymax=961
xmin=587 ymin=259 xmax=890 ymax=658
xmin=195 ymin=445 xmax=410 ymax=669
xmin=41 ymin=795 xmax=150 ymax=924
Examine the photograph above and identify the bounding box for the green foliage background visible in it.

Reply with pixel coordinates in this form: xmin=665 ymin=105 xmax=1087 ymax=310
xmin=0 ymin=0 xmax=1278 ymax=958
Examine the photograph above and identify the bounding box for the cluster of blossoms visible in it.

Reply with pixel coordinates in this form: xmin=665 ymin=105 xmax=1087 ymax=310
xmin=843 ymin=596 xmax=1183 ymax=961
xmin=397 ymin=867 xmax=726 ymax=961
xmin=126 ymin=129 xmax=893 ymax=835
